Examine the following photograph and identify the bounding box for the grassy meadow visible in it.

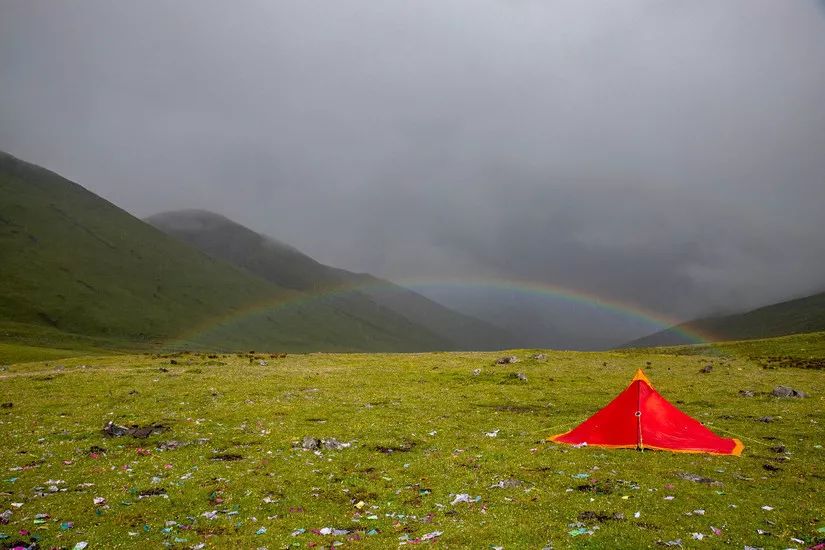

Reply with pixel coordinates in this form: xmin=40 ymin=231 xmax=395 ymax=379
xmin=0 ymin=334 xmax=823 ymax=549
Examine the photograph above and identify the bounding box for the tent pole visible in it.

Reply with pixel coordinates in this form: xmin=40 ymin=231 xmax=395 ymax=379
xmin=636 ymin=379 xmax=644 ymax=452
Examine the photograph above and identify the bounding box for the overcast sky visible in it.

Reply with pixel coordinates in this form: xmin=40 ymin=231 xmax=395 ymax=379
xmin=2 ymin=0 xmax=825 ymax=331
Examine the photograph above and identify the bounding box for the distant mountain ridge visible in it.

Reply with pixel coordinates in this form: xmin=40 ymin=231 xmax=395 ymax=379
xmin=0 ymin=150 xmax=504 ymax=352
xmin=146 ymin=209 xmax=509 ymax=351
xmin=623 ymin=291 xmax=825 ymax=348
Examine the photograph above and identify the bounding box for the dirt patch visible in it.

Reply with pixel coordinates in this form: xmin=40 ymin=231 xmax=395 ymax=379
xmin=211 ymin=453 xmax=243 ymax=461
xmin=575 ymin=479 xmax=615 ymax=494
xmin=138 ymin=487 xmax=167 ymax=497
xmin=759 ymin=356 xmax=825 ymax=371
xmin=578 ymin=510 xmax=625 ymax=523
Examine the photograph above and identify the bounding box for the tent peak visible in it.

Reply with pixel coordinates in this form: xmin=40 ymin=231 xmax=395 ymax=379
xmin=632 ymin=368 xmax=651 ymax=385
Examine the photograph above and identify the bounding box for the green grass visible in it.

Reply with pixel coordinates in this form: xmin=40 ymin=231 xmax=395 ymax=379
xmin=0 ymin=342 xmax=102 ymax=364
xmin=650 ymin=330 xmax=825 ymax=359
xmin=1 ymin=335 xmax=823 ymax=548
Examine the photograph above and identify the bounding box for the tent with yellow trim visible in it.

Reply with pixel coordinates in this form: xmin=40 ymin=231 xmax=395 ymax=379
xmin=549 ymin=369 xmax=743 ymax=456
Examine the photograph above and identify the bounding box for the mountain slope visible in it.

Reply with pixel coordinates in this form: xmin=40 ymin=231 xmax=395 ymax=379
xmin=624 ymin=291 xmax=825 ymax=348
xmin=0 ymin=151 xmax=456 ymax=351
xmin=146 ymin=209 xmax=509 ymax=350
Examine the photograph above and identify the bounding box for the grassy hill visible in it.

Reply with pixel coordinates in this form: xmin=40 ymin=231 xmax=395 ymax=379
xmin=0 ymin=151 xmax=470 ymax=352
xmin=0 ymin=335 xmax=822 ymax=547
xmin=146 ymin=209 xmax=508 ymax=350
xmin=624 ymin=291 xmax=825 ymax=348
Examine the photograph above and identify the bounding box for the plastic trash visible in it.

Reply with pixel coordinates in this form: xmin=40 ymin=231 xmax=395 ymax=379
xmin=451 ymin=494 xmax=480 ymax=505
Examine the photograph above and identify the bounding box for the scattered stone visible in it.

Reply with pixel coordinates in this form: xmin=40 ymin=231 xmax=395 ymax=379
xmin=771 ymin=386 xmax=807 ymax=398
xmin=320 ymin=438 xmax=350 ymax=450
xmin=298 ymin=437 xmax=352 ymax=451
xmin=757 ymin=416 xmax=774 ymax=423
xmin=532 ymin=353 xmax=546 ymax=360
xmin=157 ymin=440 xmax=186 ymax=451
xmin=738 ymin=390 xmax=755 ymax=397
xmin=472 ymin=369 xmax=481 ymax=376
xmin=676 ymin=472 xmax=721 ymax=485
xmin=102 ymin=421 xmax=168 ymax=439
xmin=510 ymin=372 xmax=528 ymax=381
xmin=495 ymin=356 xmax=518 ymax=365
xmin=300 ymin=436 xmax=320 ymax=451
xmin=489 ymin=478 xmax=522 ymax=489
xmin=699 ymin=365 xmax=713 ymax=374
xmin=375 ymin=440 xmax=415 ymax=454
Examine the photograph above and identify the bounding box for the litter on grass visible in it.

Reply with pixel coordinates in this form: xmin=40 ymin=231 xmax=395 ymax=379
xmin=451 ymin=494 xmax=481 ymax=505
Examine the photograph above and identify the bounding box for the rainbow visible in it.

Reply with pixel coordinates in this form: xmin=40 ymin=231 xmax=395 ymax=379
xmin=167 ymin=275 xmax=715 ymax=350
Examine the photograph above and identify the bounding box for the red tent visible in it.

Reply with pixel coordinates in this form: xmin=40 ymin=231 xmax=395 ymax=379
xmin=549 ymin=369 xmax=743 ymax=456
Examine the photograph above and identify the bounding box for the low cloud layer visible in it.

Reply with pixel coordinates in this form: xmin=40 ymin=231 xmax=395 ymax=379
xmin=2 ymin=1 xmax=825 ymax=343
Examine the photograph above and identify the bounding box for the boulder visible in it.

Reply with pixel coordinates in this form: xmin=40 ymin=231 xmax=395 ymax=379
xmin=771 ymin=386 xmax=808 ymax=398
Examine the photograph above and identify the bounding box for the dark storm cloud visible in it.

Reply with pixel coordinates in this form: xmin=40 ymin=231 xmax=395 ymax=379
xmin=2 ymin=0 xmax=825 ymax=335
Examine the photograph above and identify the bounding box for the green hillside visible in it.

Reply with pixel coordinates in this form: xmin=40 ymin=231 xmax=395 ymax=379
xmin=624 ymin=291 xmax=825 ymax=348
xmin=146 ymin=209 xmax=508 ymax=350
xmin=0 ymin=151 xmax=457 ymax=352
